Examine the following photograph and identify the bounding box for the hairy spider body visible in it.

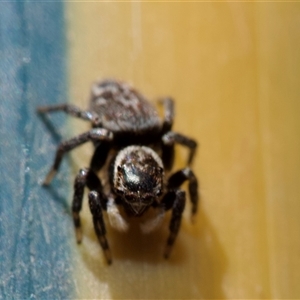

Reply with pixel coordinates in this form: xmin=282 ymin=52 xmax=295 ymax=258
xmin=90 ymin=80 xmax=161 ymax=138
xmin=38 ymin=79 xmax=199 ymax=264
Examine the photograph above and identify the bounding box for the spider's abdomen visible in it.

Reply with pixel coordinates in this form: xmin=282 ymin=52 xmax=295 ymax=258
xmin=90 ymin=79 xmax=161 ymax=136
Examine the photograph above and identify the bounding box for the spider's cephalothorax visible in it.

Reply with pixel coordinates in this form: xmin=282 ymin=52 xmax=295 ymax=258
xmin=113 ymin=146 xmax=164 ymax=216
xmin=37 ymin=79 xmax=199 ymax=264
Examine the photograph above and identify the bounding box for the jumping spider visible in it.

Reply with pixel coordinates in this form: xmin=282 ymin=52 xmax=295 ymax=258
xmin=37 ymin=79 xmax=199 ymax=264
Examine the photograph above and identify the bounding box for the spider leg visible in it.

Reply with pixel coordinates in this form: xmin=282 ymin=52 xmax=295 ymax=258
xmin=168 ymin=167 xmax=199 ymax=220
xmin=159 ymin=97 xmax=174 ymax=132
xmin=89 ymin=190 xmax=112 ymax=264
xmin=162 ymin=190 xmax=186 ymax=259
xmin=89 ymin=142 xmax=110 ymax=173
xmin=43 ymin=128 xmax=113 ymax=185
xmin=161 ymin=143 xmax=175 ymax=171
xmin=37 ymin=103 xmax=97 ymax=122
xmin=158 ymin=98 xmax=175 ymax=170
xmin=72 ymin=168 xmax=106 ymax=243
xmin=162 ymin=131 xmax=197 ymax=166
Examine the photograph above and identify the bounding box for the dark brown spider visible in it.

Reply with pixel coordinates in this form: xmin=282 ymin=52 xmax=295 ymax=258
xmin=37 ymin=79 xmax=199 ymax=264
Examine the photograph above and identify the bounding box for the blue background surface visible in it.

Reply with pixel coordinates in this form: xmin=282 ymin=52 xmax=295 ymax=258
xmin=0 ymin=2 xmax=74 ymax=298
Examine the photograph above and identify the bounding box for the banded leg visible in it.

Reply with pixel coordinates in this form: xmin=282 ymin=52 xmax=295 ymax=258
xmin=163 ymin=190 xmax=186 ymax=258
xmin=168 ymin=167 xmax=199 ymax=220
xmin=37 ymin=103 xmax=97 ymax=122
xmin=89 ymin=191 xmax=112 ymax=264
xmin=43 ymin=128 xmax=113 ymax=185
xmin=72 ymin=168 xmax=105 ymax=243
xmin=162 ymin=131 xmax=197 ymax=166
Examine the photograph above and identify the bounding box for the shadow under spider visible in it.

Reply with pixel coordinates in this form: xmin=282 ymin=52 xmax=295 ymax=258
xmin=78 ymin=209 xmax=227 ymax=299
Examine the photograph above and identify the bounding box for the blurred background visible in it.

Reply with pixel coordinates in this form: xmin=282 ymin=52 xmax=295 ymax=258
xmin=1 ymin=1 xmax=300 ymax=299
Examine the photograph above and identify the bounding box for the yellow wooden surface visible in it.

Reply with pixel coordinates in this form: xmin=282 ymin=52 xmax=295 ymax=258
xmin=66 ymin=2 xmax=300 ymax=299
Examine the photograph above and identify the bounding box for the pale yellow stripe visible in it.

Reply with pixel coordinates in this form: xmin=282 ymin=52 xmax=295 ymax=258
xmin=66 ymin=2 xmax=300 ymax=298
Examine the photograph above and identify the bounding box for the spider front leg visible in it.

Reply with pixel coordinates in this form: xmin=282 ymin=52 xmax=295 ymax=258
xmin=72 ymin=167 xmax=106 ymax=243
xmin=43 ymin=128 xmax=113 ymax=185
xmin=162 ymin=168 xmax=199 ymax=258
xmin=168 ymin=167 xmax=199 ymax=220
xmin=162 ymin=190 xmax=186 ymax=259
xmin=89 ymin=191 xmax=112 ymax=265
